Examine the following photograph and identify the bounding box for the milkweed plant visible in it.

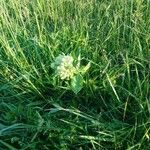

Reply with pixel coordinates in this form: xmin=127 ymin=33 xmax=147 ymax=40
xmin=51 ymin=53 xmax=90 ymax=94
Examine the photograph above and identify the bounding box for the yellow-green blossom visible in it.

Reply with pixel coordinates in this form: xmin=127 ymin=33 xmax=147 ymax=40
xmin=51 ymin=54 xmax=76 ymax=80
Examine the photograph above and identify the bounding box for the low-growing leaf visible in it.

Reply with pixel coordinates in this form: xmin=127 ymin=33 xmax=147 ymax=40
xmin=71 ymin=74 xmax=83 ymax=94
xmin=81 ymin=62 xmax=91 ymax=74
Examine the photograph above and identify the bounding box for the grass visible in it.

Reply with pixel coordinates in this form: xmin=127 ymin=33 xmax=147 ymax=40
xmin=0 ymin=0 xmax=150 ymax=149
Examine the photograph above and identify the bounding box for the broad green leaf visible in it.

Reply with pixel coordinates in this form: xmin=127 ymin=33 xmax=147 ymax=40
xmin=81 ymin=62 xmax=91 ymax=74
xmin=71 ymin=74 xmax=83 ymax=94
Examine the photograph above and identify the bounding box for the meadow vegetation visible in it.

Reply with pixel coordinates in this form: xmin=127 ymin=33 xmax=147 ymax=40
xmin=0 ymin=0 xmax=150 ymax=149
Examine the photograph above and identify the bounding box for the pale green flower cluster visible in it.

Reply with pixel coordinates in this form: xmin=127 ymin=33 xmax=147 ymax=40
xmin=51 ymin=54 xmax=76 ymax=80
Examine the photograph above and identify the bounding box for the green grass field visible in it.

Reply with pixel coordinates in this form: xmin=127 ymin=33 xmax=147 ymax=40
xmin=0 ymin=0 xmax=150 ymax=149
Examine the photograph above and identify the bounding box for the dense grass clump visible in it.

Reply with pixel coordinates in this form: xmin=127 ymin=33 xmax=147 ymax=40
xmin=0 ymin=0 xmax=150 ymax=149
